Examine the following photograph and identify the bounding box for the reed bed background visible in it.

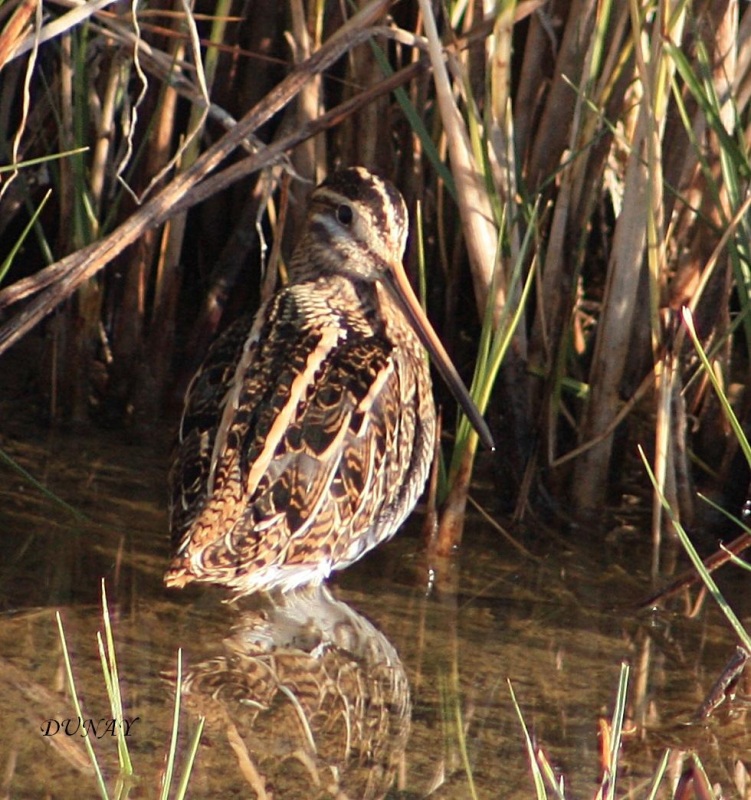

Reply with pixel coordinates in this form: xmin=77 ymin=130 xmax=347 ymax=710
xmin=1 ymin=0 xmax=750 ymax=554
xmin=3 ymin=3 xmax=751 ymax=796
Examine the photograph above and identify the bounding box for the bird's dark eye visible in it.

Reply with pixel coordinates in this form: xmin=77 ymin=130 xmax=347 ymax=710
xmin=336 ymin=204 xmax=353 ymax=225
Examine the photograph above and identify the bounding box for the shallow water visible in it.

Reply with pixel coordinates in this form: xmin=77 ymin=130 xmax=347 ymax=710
xmin=0 ymin=421 xmax=749 ymax=798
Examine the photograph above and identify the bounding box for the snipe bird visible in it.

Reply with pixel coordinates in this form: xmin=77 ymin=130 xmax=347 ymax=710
xmin=166 ymin=167 xmax=492 ymax=595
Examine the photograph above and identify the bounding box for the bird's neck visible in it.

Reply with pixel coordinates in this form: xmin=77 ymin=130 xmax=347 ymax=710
xmin=286 ymin=270 xmax=406 ymax=344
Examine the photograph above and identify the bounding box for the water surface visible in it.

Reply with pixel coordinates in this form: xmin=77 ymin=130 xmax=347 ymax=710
xmin=0 ymin=422 xmax=749 ymax=798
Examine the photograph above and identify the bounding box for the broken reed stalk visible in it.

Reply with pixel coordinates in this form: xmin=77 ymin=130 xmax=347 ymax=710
xmin=639 ymin=530 xmax=751 ymax=608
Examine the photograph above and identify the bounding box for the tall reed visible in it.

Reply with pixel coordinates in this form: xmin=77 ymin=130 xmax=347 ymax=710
xmin=1 ymin=0 xmax=750 ymax=540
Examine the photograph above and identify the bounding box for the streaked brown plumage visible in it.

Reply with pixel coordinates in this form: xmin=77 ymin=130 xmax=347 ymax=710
xmin=166 ymin=167 xmax=491 ymax=595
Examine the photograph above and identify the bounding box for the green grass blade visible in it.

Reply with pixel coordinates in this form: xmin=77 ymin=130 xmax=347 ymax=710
xmin=173 ymin=716 xmax=205 ymax=800
xmin=664 ymin=40 xmax=745 ymax=175
xmin=645 ymin=749 xmax=670 ymax=800
xmin=453 ymin=697 xmax=479 ymax=800
xmin=438 ymin=671 xmax=479 ymax=800
xmin=0 ymin=448 xmax=86 ymax=520
xmin=0 ymin=189 xmax=51 ymax=284
xmin=368 ymin=42 xmax=457 ymax=201
xmin=0 ymin=147 xmax=89 ymax=174
xmin=56 ymin=611 xmax=110 ymax=800
xmin=639 ymin=445 xmax=751 ymax=651
xmin=603 ymin=662 xmax=629 ymax=800
xmin=451 ymin=215 xmax=538 ymax=469
xmin=721 ymin=548 xmax=751 ymax=573
xmin=696 ymin=492 xmax=751 ymax=535
xmin=535 ymin=748 xmax=567 ymax=799
xmin=683 ymin=308 xmax=751 ymax=469
xmin=98 ymin=582 xmax=133 ymax=775
xmin=508 ymin=679 xmax=552 ymax=800
xmin=161 ymin=649 xmax=184 ymax=800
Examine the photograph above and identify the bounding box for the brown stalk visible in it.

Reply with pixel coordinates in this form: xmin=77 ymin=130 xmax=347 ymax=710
xmin=571 ymin=87 xmax=657 ymax=507
xmin=417 ymin=0 xmax=499 ymax=324
xmin=552 ymin=192 xmax=751 ymax=471
xmin=524 ymin=0 xmax=600 ymax=192
xmin=434 ymin=450 xmax=473 ymax=556
xmin=55 ymin=29 xmax=102 ymax=422
xmin=417 ymin=0 xmax=504 ymax=552
xmin=666 ymin=2 xmax=738 ymax=504
xmin=339 ymin=4 xmax=394 ymax=170
xmin=122 ymin=10 xmax=192 ymax=421
xmin=285 ymin=0 xmax=325 ymax=228
xmin=0 ymin=3 xmax=542 ymax=312
xmin=639 ymin=531 xmax=751 ymax=608
xmin=0 ymin=0 xmax=36 ymax=71
xmin=527 ymin=1 xmax=633 ymax=469
xmin=651 ymin=334 xmax=678 ymax=581
xmin=106 ymin=60 xmax=431 ymax=238
xmin=416 ymin=1 xmax=545 ymax=548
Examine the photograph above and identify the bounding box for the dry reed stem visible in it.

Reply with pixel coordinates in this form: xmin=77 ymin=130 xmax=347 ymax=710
xmin=651 ymin=342 xmax=677 ymax=581
xmin=418 ymin=0 xmax=507 ymax=550
xmin=524 ymin=0 xmax=599 ymax=191
xmin=130 ymin=0 xmax=211 ymax=203
xmin=3 ymin=0 xmax=749 ymax=530
xmin=0 ymin=0 xmax=40 ymax=204
xmin=527 ymin=0 xmax=626 ymax=465
xmin=487 ymin=6 xmax=521 ymax=260
xmin=553 ymin=188 xmax=751 ymax=474
xmin=417 ymin=0 xmax=500 ymax=323
xmin=1 ymin=53 xmax=427 ymax=317
xmin=572 ymin=0 xmax=686 ymax=510
xmin=287 ymin=0 xmax=323 ymax=185
xmin=0 ymin=0 xmax=36 ymax=71
xmin=639 ymin=531 xmax=751 ymax=608
xmin=4 ymin=0 xmax=118 ymax=63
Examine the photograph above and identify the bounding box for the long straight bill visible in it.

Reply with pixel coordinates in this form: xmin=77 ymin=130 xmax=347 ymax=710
xmin=384 ymin=262 xmax=494 ymax=450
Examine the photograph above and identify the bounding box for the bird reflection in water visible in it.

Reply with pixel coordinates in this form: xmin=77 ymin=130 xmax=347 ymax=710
xmin=171 ymin=585 xmax=410 ymax=799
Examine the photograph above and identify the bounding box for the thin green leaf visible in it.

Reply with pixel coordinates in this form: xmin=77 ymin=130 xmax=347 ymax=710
xmin=161 ymin=649 xmax=184 ymax=800
xmin=0 ymin=147 xmax=89 ymax=174
xmin=640 ymin=445 xmax=751 ymax=651
xmin=645 ymin=749 xmax=670 ymax=800
xmin=368 ymin=42 xmax=457 ymax=201
xmin=603 ymin=662 xmax=629 ymax=800
xmin=98 ymin=582 xmax=133 ymax=775
xmin=173 ymin=716 xmax=205 ymax=800
xmin=696 ymin=492 xmax=751 ymax=535
xmin=0 ymin=190 xmax=52 ymax=284
xmin=508 ymin=680 xmax=552 ymax=800
xmin=56 ymin=611 xmax=110 ymax=800
xmin=0 ymin=448 xmax=86 ymax=520
xmin=683 ymin=308 xmax=751 ymax=469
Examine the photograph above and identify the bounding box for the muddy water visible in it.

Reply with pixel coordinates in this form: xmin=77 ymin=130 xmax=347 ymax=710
xmin=0 ymin=422 xmax=749 ymax=799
